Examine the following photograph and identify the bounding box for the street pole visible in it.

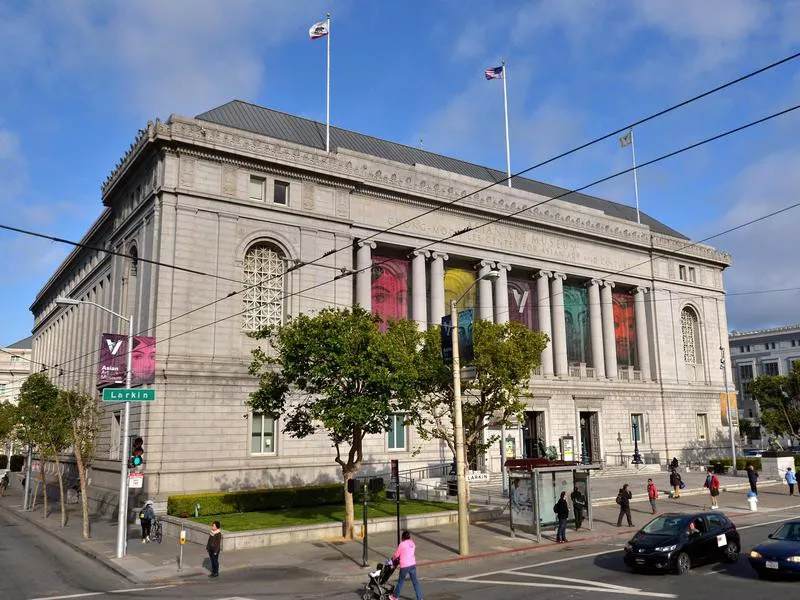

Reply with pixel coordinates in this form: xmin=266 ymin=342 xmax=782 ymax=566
xmin=115 ymin=315 xmax=134 ymax=558
xmin=721 ymin=346 xmax=737 ymax=476
xmin=22 ymin=441 xmax=33 ymax=511
xmin=451 ymin=299 xmax=469 ymax=556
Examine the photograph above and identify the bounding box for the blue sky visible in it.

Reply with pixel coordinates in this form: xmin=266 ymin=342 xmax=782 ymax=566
xmin=1 ymin=0 xmax=799 ymax=346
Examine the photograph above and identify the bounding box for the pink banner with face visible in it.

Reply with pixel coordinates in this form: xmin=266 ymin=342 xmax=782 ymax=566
xmin=98 ymin=333 xmax=156 ymax=387
xmin=371 ymin=256 xmax=410 ymax=331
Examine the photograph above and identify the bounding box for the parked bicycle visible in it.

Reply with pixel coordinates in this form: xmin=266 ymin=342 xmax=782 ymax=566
xmin=150 ymin=516 xmax=163 ymax=544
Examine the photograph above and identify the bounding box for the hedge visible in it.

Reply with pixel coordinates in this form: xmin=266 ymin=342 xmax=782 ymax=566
xmin=9 ymin=455 xmax=24 ymax=472
xmin=167 ymin=483 xmax=344 ymax=517
xmin=710 ymin=457 xmax=762 ymax=472
xmin=0 ymin=455 xmax=7 ymax=469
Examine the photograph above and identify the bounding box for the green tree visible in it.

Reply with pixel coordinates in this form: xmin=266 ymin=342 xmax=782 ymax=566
xmin=409 ymin=320 xmax=548 ymax=468
xmin=60 ymin=388 xmax=102 ymax=539
xmin=17 ymin=372 xmax=71 ymax=521
xmin=0 ymin=401 xmax=16 ymax=444
xmin=247 ymin=307 xmax=422 ymax=539
xmin=746 ymin=363 xmax=800 ymax=443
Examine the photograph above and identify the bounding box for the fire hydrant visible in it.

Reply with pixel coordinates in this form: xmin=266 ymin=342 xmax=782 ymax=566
xmin=747 ymin=491 xmax=758 ymax=512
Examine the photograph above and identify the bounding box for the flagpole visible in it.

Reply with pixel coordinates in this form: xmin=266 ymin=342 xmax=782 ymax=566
xmin=502 ymin=61 xmax=511 ymax=188
xmin=326 ymin=13 xmax=331 ymax=153
xmin=630 ymin=128 xmax=640 ymax=224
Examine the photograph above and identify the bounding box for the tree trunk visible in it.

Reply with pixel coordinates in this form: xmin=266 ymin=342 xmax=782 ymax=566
xmin=74 ymin=446 xmax=91 ymax=539
xmin=39 ymin=468 xmax=49 ymax=517
xmin=343 ymin=471 xmax=355 ymax=540
xmin=54 ymin=453 xmax=67 ymax=527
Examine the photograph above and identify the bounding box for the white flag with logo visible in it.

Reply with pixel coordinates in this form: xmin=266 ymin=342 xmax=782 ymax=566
xmin=619 ymin=130 xmax=632 ymax=148
xmin=309 ymin=20 xmax=329 ymax=39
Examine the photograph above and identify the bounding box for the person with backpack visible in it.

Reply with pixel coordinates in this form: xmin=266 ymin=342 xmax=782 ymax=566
xmin=616 ymin=484 xmax=633 ymax=527
xmin=554 ymin=491 xmax=570 ymax=543
xmin=704 ymin=468 xmax=721 ymax=509
xmin=139 ymin=500 xmax=155 ymax=543
xmin=570 ymin=484 xmax=587 ymax=530
xmin=647 ymin=478 xmax=658 ymax=514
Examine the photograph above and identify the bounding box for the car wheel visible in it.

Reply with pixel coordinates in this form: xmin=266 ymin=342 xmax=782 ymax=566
xmin=674 ymin=552 xmax=691 ymax=575
xmin=361 ymin=589 xmax=373 ymax=600
xmin=723 ymin=541 xmax=740 ymax=563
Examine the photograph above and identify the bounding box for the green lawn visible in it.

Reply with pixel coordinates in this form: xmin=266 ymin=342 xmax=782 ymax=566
xmin=190 ymin=498 xmax=455 ymax=532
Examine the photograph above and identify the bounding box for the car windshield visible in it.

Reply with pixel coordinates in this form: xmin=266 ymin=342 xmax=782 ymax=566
xmin=641 ymin=516 xmax=689 ymax=535
xmin=771 ymin=523 xmax=800 ymax=542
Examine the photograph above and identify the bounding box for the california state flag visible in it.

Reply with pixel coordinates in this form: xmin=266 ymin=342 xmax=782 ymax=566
xmin=309 ymin=20 xmax=328 ymax=39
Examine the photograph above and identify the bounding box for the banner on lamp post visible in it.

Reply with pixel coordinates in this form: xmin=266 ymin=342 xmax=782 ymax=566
xmin=98 ymin=333 xmax=157 ymax=387
xmin=441 ymin=308 xmax=475 ymax=364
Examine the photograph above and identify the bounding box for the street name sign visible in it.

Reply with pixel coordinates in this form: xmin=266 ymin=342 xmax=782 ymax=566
xmin=102 ymin=388 xmax=156 ymax=402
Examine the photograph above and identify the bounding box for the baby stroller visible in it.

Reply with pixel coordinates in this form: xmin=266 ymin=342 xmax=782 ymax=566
xmin=361 ymin=558 xmax=398 ymax=600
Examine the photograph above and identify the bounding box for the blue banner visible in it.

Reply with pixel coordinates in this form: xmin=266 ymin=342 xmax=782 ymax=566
xmin=441 ymin=308 xmax=475 ymax=363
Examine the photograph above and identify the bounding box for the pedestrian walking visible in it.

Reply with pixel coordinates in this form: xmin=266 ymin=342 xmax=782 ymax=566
xmin=647 ymin=478 xmax=658 ymax=514
xmin=389 ymin=530 xmax=422 ymax=600
xmin=0 ymin=471 xmax=9 ymax=497
xmin=139 ymin=500 xmax=155 ymax=543
xmin=554 ymin=491 xmax=570 ymax=542
xmin=570 ymin=484 xmax=587 ymax=530
xmin=786 ymin=467 xmax=797 ymax=496
xmin=747 ymin=464 xmax=759 ymax=495
xmin=704 ymin=468 xmax=721 ymax=509
xmin=670 ymin=457 xmax=679 ymax=473
xmin=206 ymin=521 xmax=222 ymax=578
xmin=616 ymin=484 xmax=633 ymax=527
xmin=669 ymin=469 xmax=683 ymax=499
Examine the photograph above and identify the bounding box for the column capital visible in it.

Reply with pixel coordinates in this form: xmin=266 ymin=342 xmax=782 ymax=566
xmin=552 ymin=272 xmax=567 ymax=281
xmin=430 ymin=251 xmax=449 ymax=261
xmin=587 ymin=278 xmax=603 ymax=288
xmin=411 ymin=249 xmax=430 ymax=259
xmin=634 ymin=286 xmax=649 ymax=295
xmin=477 ymin=259 xmax=497 ymax=270
xmin=357 ymin=240 xmax=376 ymax=250
xmin=601 ymin=279 xmax=615 ymax=289
xmin=495 ymin=262 xmax=511 ymax=272
xmin=535 ymin=270 xmax=553 ymax=280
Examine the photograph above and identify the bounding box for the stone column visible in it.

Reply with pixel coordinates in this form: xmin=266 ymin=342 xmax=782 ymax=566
xmin=411 ymin=250 xmax=429 ymax=330
xmin=587 ymin=279 xmax=606 ymax=378
xmin=601 ymin=280 xmax=618 ymax=378
xmin=355 ymin=241 xmax=376 ymax=311
xmin=634 ymin=287 xmax=652 ymax=381
xmin=536 ymin=271 xmax=554 ymax=377
xmin=429 ymin=252 xmax=448 ymax=326
xmin=494 ymin=263 xmax=511 ymax=324
xmin=551 ymin=272 xmax=568 ymax=377
xmin=477 ymin=260 xmax=496 ymax=322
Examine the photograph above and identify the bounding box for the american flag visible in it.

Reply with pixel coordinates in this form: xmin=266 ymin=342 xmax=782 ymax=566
xmin=484 ymin=65 xmax=503 ymax=80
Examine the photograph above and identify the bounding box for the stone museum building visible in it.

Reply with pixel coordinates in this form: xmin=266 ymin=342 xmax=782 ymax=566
xmin=29 ymin=100 xmax=735 ymax=507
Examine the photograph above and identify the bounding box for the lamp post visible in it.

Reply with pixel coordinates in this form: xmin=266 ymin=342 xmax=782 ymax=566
xmin=720 ymin=346 xmax=737 ymax=475
xmin=56 ymin=297 xmax=134 ymax=558
xmin=631 ymin=418 xmax=643 ymax=465
xmin=449 ymin=269 xmax=499 ymax=556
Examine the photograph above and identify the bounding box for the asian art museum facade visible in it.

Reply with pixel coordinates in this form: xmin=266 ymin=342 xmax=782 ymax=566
xmin=29 ymin=101 xmax=735 ymax=505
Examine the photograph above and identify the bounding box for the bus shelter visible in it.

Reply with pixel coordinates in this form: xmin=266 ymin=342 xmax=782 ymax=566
xmin=506 ymin=458 xmax=600 ymax=542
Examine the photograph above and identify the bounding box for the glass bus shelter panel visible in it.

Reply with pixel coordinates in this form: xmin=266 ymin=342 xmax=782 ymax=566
xmin=536 ymin=470 xmax=575 ymax=527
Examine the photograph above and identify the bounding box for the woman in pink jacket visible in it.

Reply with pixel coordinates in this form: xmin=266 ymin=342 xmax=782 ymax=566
xmin=390 ymin=530 xmax=422 ymax=600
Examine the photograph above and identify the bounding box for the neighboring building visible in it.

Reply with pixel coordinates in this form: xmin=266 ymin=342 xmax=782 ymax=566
xmin=729 ymin=325 xmax=800 ymax=424
xmin=29 ymin=101 xmax=734 ymax=511
xmin=0 ymin=336 xmax=32 ymax=404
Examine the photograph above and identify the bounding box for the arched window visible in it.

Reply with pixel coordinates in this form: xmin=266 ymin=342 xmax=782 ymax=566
xmin=129 ymin=245 xmax=138 ymax=276
xmin=243 ymin=242 xmax=285 ymax=331
xmin=680 ymin=307 xmax=701 ymax=364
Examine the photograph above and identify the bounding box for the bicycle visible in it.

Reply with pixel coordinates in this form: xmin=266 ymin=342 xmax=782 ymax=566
xmin=150 ymin=517 xmax=163 ymax=544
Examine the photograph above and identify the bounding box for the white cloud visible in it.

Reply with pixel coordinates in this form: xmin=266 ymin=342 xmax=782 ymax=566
xmin=698 ymin=150 xmax=800 ymax=330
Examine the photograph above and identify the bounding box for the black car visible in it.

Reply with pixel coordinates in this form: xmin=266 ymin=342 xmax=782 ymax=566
xmin=748 ymin=520 xmax=800 ymax=578
xmin=624 ymin=512 xmax=740 ymax=575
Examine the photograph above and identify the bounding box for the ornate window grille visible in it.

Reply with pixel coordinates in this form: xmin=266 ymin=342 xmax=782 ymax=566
xmin=680 ymin=308 xmax=698 ymax=364
xmin=243 ymin=243 xmax=285 ymax=331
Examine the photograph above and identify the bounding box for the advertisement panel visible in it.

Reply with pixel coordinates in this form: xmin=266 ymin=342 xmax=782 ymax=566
xmin=441 ymin=308 xmax=475 ymax=363
xmin=98 ymin=333 xmax=156 ymax=387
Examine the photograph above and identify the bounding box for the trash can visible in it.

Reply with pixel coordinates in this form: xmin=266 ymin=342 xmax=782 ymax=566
xmin=747 ymin=491 xmax=758 ymax=512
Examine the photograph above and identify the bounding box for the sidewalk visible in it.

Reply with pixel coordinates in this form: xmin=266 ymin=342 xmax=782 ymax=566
xmin=1 ymin=471 xmax=794 ymax=585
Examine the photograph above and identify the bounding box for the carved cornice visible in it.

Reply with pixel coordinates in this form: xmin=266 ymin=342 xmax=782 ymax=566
xmin=103 ymin=116 xmax=732 ymax=266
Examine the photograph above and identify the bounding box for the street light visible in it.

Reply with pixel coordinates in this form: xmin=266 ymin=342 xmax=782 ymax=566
xmin=56 ymin=297 xmax=134 ymax=558
xmin=720 ymin=346 xmax=737 ymax=475
xmin=450 ymin=269 xmax=499 ymax=556
xmin=631 ymin=418 xmax=643 ymax=465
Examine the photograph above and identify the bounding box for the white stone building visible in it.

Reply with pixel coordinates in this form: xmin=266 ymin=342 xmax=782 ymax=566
xmin=29 ymin=101 xmax=734 ymax=510
xmin=0 ymin=336 xmax=32 ymax=405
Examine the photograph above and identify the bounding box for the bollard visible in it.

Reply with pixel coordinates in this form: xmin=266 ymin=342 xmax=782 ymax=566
xmin=179 ymin=529 xmax=186 ymax=570
xmin=194 ymin=503 xmax=200 ymax=518
xmin=747 ymin=492 xmax=758 ymax=512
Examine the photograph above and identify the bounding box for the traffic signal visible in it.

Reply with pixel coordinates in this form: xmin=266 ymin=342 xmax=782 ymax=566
xmin=130 ymin=436 xmax=144 ymax=467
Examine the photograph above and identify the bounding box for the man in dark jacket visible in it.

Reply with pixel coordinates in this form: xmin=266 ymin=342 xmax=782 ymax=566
xmin=554 ymin=491 xmax=570 ymax=543
xmin=747 ymin=464 xmax=759 ymax=495
xmin=206 ymin=521 xmax=222 ymax=578
xmin=570 ymin=485 xmax=587 ymax=530
xmin=616 ymin=484 xmax=633 ymax=527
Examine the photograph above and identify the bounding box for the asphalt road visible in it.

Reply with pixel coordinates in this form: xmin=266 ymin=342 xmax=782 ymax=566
xmin=4 ymin=507 xmax=800 ymax=599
